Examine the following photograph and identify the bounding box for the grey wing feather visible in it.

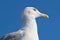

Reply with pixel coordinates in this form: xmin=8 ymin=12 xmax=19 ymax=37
xmin=0 ymin=30 xmax=24 ymax=40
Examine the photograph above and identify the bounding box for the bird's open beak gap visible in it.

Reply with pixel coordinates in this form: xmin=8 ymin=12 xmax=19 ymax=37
xmin=40 ymin=13 xmax=49 ymax=18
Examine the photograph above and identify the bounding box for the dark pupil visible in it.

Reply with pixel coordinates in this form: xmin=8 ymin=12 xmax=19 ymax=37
xmin=33 ymin=9 xmax=36 ymax=11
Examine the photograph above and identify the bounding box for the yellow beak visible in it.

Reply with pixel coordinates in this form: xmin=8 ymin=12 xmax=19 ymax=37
xmin=40 ymin=14 xmax=49 ymax=18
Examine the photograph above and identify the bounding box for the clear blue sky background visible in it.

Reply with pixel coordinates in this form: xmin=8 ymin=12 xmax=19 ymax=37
xmin=0 ymin=0 xmax=60 ymax=40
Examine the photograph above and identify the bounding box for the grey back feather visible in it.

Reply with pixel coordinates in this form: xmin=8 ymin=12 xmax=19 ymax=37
xmin=0 ymin=30 xmax=24 ymax=40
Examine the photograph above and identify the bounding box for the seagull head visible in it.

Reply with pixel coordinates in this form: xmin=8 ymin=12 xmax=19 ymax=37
xmin=23 ymin=7 xmax=49 ymax=18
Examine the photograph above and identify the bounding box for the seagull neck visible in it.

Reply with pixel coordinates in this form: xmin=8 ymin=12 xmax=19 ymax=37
xmin=23 ymin=17 xmax=38 ymax=31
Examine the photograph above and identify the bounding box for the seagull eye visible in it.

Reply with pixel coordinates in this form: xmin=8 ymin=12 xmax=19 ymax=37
xmin=33 ymin=9 xmax=36 ymax=11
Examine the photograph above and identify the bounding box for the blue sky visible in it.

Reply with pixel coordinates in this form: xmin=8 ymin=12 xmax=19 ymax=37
xmin=0 ymin=0 xmax=60 ymax=40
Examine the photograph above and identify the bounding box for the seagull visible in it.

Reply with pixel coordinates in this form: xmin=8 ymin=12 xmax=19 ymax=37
xmin=0 ymin=7 xmax=49 ymax=40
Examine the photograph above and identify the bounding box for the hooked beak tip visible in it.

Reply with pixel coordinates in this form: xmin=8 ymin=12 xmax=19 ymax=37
xmin=44 ymin=15 xmax=49 ymax=18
